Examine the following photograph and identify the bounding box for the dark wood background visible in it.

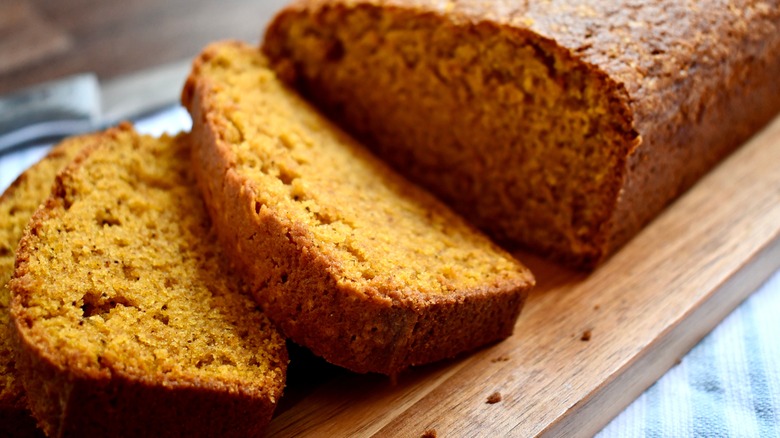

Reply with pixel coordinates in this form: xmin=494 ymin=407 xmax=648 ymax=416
xmin=0 ymin=0 xmax=290 ymax=94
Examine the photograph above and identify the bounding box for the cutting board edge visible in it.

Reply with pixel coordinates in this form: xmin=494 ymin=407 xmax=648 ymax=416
xmin=540 ymin=230 xmax=780 ymax=438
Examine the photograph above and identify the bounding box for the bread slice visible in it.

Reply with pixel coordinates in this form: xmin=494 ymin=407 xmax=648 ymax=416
xmin=9 ymin=125 xmax=287 ymax=437
xmin=1 ymin=140 xmax=85 ymax=438
xmin=183 ymin=41 xmax=534 ymax=376
xmin=263 ymin=0 xmax=780 ymax=268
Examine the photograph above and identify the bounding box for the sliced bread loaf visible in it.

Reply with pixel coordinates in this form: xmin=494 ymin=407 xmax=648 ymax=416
xmin=1 ymin=139 xmax=85 ymax=438
xmin=9 ymin=125 xmax=287 ymax=437
xmin=263 ymin=0 xmax=780 ymax=268
xmin=183 ymin=42 xmax=534 ymax=376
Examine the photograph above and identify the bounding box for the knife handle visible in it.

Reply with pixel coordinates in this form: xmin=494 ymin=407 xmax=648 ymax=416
xmin=0 ymin=74 xmax=101 ymax=154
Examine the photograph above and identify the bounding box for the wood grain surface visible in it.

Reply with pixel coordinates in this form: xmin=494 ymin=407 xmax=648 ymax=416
xmin=0 ymin=0 xmax=290 ymax=94
xmin=267 ymin=114 xmax=780 ymax=437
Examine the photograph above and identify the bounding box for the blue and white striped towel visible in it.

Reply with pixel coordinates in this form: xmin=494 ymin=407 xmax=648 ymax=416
xmin=1 ymin=106 xmax=778 ymax=437
xmin=599 ymin=270 xmax=780 ymax=438
xmin=0 ymin=106 xmax=192 ymax=192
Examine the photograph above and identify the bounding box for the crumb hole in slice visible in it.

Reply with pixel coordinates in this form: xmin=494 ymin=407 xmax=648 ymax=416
xmin=81 ymin=292 xmax=134 ymax=318
xmin=153 ymin=313 xmax=170 ymax=325
xmin=95 ymin=209 xmax=122 ymax=227
xmin=122 ymin=264 xmax=140 ymax=281
xmin=290 ymin=184 xmax=308 ymax=203
xmin=313 ymin=210 xmax=335 ymax=225
xmin=195 ymin=354 xmax=214 ymax=369
xmin=218 ymin=354 xmax=236 ymax=366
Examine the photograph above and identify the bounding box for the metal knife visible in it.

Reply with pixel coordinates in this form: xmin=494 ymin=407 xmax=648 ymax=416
xmin=0 ymin=60 xmax=192 ymax=155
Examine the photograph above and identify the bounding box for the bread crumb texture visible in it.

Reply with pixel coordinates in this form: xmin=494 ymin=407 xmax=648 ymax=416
xmin=9 ymin=126 xmax=286 ymax=435
xmin=184 ymin=42 xmax=534 ymax=375
xmin=0 ymin=138 xmax=84 ymax=433
xmin=264 ymin=2 xmax=635 ymax=266
xmin=194 ymin=42 xmax=528 ymax=296
xmin=263 ymin=0 xmax=780 ymax=267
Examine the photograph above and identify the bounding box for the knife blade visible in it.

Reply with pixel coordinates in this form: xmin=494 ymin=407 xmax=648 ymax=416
xmin=0 ymin=60 xmax=192 ymax=155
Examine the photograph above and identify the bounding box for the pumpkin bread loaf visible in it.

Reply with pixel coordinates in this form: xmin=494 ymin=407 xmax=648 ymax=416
xmin=9 ymin=125 xmax=287 ymax=437
xmin=1 ymin=139 xmax=84 ymax=438
xmin=263 ymin=0 xmax=780 ymax=268
xmin=182 ymin=42 xmax=534 ymax=376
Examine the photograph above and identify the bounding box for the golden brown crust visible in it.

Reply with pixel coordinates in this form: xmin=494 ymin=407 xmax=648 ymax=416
xmin=11 ymin=332 xmax=279 ymax=438
xmin=0 ymin=137 xmax=88 ymax=438
xmin=9 ymin=125 xmax=287 ymax=437
xmin=263 ymin=0 xmax=780 ymax=268
xmin=184 ymin=42 xmax=533 ymax=376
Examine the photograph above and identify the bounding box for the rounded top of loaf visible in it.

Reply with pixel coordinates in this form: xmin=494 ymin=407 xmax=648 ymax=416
xmin=264 ymin=0 xmax=780 ymax=266
xmin=278 ymin=0 xmax=778 ymax=97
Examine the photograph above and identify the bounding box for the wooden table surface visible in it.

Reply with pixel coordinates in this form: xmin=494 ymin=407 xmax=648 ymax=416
xmin=0 ymin=0 xmax=290 ymax=94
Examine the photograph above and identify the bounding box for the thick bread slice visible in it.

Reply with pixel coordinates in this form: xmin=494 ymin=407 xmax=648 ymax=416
xmin=183 ymin=42 xmax=534 ymax=376
xmin=263 ymin=0 xmax=780 ymax=268
xmin=9 ymin=125 xmax=287 ymax=437
xmin=1 ymin=140 xmax=85 ymax=438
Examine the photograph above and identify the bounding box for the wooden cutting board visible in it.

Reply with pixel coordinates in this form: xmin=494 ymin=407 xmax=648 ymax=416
xmin=266 ymin=115 xmax=780 ymax=437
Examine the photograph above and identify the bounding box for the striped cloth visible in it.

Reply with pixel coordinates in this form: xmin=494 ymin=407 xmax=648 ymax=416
xmin=1 ymin=106 xmax=778 ymax=437
xmin=599 ymin=270 xmax=780 ymax=438
xmin=0 ymin=106 xmax=192 ymax=192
